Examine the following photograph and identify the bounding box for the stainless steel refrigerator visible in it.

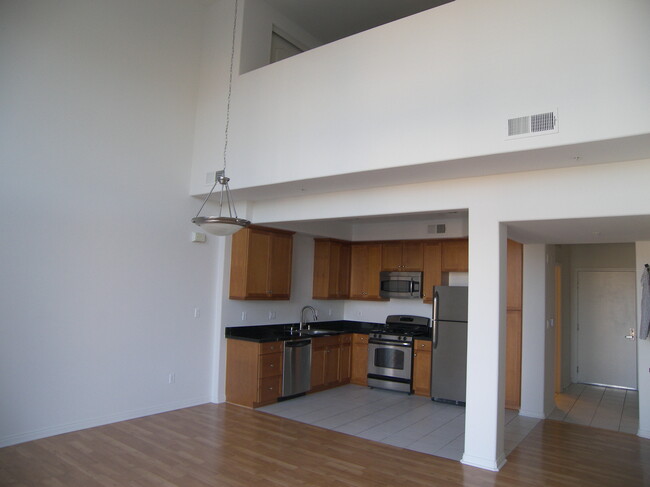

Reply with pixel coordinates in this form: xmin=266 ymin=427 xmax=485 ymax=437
xmin=431 ymin=286 xmax=468 ymax=405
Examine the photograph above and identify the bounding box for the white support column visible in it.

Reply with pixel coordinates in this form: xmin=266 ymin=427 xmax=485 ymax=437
xmin=461 ymin=216 xmax=507 ymax=471
xmin=519 ymin=244 xmax=548 ymax=418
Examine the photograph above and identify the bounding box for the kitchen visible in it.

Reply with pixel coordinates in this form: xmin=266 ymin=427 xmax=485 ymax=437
xmin=220 ymin=212 xmax=530 ymax=460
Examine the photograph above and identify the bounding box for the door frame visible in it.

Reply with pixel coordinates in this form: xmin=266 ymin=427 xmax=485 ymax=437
xmin=554 ymin=264 xmax=562 ymax=393
xmin=571 ymin=268 xmax=638 ymax=388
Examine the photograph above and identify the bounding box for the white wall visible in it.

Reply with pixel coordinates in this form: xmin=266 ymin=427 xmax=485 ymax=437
xmin=519 ymin=245 xmax=548 ymax=418
xmin=635 ymin=242 xmax=650 ymax=439
xmin=0 ymin=0 xmax=213 ymax=447
xmin=191 ymin=0 xmax=650 ymax=195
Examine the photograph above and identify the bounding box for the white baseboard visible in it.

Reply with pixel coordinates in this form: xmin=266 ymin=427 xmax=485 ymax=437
xmin=0 ymin=395 xmax=211 ymax=448
xmin=461 ymin=453 xmax=507 ymax=472
xmin=518 ymin=409 xmax=547 ymax=419
xmin=638 ymin=428 xmax=650 ymax=439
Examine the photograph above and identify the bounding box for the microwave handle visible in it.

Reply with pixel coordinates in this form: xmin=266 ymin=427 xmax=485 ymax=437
xmin=409 ymin=279 xmax=415 ymax=296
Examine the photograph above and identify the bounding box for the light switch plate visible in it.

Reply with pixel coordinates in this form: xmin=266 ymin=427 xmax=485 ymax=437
xmin=192 ymin=232 xmax=206 ymax=243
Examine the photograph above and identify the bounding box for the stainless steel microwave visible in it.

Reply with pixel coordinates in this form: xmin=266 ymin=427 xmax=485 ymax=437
xmin=379 ymin=271 xmax=423 ymax=299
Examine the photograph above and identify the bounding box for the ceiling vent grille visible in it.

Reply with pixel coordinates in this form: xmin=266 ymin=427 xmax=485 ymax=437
xmin=507 ymin=110 xmax=558 ymax=138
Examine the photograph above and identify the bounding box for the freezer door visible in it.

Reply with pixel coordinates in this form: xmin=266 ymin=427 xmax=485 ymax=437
xmin=430 ymin=320 xmax=467 ymax=404
xmin=434 ymin=286 xmax=468 ymax=322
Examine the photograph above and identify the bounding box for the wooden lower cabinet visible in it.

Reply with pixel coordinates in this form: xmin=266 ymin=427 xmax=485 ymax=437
xmin=350 ymin=334 xmax=368 ymax=386
xmin=412 ymin=339 xmax=432 ymax=396
xmin=226 ymin=339 xmax=283 ymax=408
xmin=339 ymin=334 xmax=351 ymax=384
xmin=311 ymin=335 xmax=347 ymax=392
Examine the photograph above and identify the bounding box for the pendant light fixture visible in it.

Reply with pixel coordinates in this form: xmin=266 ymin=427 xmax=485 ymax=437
xmin=192 ymin=0 xmax=250 ymax=236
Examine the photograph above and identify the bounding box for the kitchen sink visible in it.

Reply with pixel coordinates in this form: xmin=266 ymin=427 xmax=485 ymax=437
xmin=289 ymin=329 xmax=340 ymax=337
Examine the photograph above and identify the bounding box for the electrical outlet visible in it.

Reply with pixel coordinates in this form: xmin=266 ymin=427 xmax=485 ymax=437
xmin=168 ymin=373 xmax=176 ymax=384
xmin=356 ymin=311 xmax=363 ymax=317
xmin=241 ymin=311 xmax=247 ymax=321
xmin=194 ymin=307 xmax=200 ymax=318
xmin=269 ymin=311 xmax=276 ymax=320
xmin=328 ymin=308 xmax=332 ymax=316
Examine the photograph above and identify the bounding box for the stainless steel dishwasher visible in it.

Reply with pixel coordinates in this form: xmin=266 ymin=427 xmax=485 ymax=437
xmin=282 ymin=338 xmax=312 ymax=398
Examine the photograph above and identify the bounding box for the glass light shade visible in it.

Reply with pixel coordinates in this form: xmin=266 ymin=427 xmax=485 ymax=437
xmin=192 ymin=216 xmax=250 ymax=236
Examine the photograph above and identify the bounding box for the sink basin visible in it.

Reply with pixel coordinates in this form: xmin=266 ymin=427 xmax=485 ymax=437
xmin=289 ymin=329 xmax=340 ymax=337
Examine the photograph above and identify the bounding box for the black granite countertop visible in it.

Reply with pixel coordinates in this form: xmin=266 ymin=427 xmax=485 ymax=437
xmin=225 ymin=320 xmax=382 ymax=343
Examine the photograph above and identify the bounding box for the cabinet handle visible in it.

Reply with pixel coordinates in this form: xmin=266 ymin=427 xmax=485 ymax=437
xmin=414 ymin=353 xmax=417 ymax=357
xmin=269 ymin=364 xmax=274 ymax=367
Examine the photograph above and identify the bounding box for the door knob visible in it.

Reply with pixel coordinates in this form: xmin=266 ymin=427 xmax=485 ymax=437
xmin=625 ymin=328 xmax=636 ymax=341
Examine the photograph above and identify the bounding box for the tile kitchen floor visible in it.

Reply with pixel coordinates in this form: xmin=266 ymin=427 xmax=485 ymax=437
xmin=259 ymin=384 xmax=539 ymax=461
xmin=549 ymin=383 xmax=639 ymax=434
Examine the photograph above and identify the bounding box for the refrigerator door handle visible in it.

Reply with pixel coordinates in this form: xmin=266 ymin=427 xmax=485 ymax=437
xmin=432 ymin=291 xmax=439 ymax=349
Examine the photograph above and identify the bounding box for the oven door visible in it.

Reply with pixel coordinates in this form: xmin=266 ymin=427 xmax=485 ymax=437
xmin=367 ymin=339 xmax=413 ymax=392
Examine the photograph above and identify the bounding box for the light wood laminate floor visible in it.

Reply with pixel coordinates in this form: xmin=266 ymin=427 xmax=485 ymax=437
xmin=2 ymin=402 xmax=649 ymax=486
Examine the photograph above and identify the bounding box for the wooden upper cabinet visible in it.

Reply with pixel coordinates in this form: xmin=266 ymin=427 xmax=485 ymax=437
xmin=422 ymin=241 xmax=442 ymax=303
xmin=313 ymin=238 xmax=350 ymax=299
xmin=349 ymin=243 xmax=384 ymax=300
xmin=229 ymin=225 xmax=294 ymax=300
xmin=441 ymin=239 xmax=469 ymax=272
xmin=381 ymin=241 xmax=423 ymax=271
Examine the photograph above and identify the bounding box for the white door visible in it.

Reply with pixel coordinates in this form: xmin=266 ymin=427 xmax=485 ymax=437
xmin=577 ymin=270 xmax=637 ymax=388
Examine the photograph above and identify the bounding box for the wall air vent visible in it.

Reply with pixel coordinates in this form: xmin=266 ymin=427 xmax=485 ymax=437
xmin=427 ymin=224 xmax=447 ymax=235
xmin=507 ymin=110 xmax=558 ymax=139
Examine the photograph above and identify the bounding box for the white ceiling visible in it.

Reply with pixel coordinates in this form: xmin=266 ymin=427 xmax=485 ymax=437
xmin=264 ymin=0 xmax=453 ymax=44
xmin=507 ymin=215 xmax=650 ymax=245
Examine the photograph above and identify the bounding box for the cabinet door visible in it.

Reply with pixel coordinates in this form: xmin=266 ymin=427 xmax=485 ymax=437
xmin=507 ymin=239 xmax=523 ymax=310
xmin=310 ymin=340 xmax=326 ymax=389
xmin=412 ymin=340 xmax=432 ymax=396
xmin=324 ymin=345 xmax=340 ymax=386
xmin=350 ymin=334 xmax=368 ymax=385
xmin=401 ymin=241 xmax=424 ymax=271
xmin=422 ymin=242 xmax=442 ymax=303
xmin=230 ymin=228 xmax=271 ymax=299
xmin=337 ymin=243 xmax=351 ymax=298
xmin=441 ymin=239 xmax=469 ymax=272
xmin=505 ymin=311 xmax=522 ymax=410
xmin=312 ymin=239 xmax=332 ymax=299
xmin=365 ymin=244 xmax=383 ymax=299
xmin=349 ymin=244 xmax=369 ymax=299
xmin=381 ymin=242 xmax=403 ymax=271
xmin=268 ymin=232 xmax=292 ymax=299
xmin=339 ymin=339 xmax=351 ymax=383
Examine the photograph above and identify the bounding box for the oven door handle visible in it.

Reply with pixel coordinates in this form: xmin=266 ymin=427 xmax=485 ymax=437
xmin=368 ymin=339 xmax=412 ymax=347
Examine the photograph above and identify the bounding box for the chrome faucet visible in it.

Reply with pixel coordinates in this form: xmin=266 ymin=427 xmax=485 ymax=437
xmin=299 ymin=305 xmax=318 ymax=330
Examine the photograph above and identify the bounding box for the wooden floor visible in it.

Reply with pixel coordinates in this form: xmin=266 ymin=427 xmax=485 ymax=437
xmin=1 ymin=403 xmax=649 ymax=486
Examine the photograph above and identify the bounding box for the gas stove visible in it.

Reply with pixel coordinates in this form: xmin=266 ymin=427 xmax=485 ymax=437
xmin=367 ymin=315 xmax=431 ymax=393
xmin=369 ymin=315 xmax=430 ymax=342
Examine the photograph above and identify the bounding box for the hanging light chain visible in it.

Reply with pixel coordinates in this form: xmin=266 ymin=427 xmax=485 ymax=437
xmin=222 ymin=0 xmax=239 ymax=175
